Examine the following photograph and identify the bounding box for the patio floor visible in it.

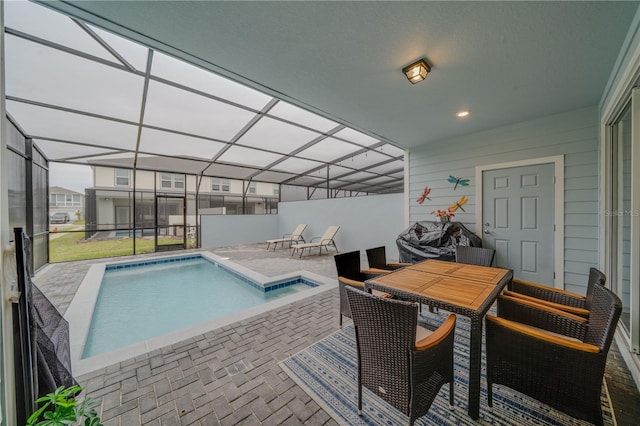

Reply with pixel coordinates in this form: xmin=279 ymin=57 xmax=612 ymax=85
xmin=33 ymin=244 xmax=640 ymax=425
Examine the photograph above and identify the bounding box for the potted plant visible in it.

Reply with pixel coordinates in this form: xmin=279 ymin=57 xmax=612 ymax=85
xmin=27 ymin=385 xmax=103 ymax=426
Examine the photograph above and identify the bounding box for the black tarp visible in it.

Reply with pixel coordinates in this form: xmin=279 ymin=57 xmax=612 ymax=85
xmin=396 ymin=221 xmax=482 ymax=263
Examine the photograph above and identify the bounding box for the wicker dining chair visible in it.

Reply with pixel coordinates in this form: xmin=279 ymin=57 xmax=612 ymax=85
xmin=365 ymin=246 xmax=412 ymax=271
xmin=345 ymin=286 xmax=456 ymax=426
xmin=334 ymin=250 xmax=389 ymax=327
xmin=454 ymin=245 xmax=495 ymax=266
xmin=486 ymin=284 xmax=622 ymax=426
xmin=506 ymin=267 xmax=606 ymax=317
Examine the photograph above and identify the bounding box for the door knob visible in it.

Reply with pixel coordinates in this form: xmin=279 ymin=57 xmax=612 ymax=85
xmin=484 ymin=222 xmax=490 ymax=226
xmin=484 ymin=229 xmax=491 ymax=234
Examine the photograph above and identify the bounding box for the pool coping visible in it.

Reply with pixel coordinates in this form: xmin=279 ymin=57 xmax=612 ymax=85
xmin=65 ymin=251 xmax=335 ymax=376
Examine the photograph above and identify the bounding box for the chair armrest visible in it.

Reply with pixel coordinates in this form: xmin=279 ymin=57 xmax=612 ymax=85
xmin=338 ymin=276 xmax=365 ymax=288
xmin=362 ymin=268 xmax=390 ymax=277
xmin=415 ymin=314 xmax=456 ymax=350
xmin=486 ymin=315 xmax=600 ymax=353
xmin=497 ymin=295 xmax=587 ymax=340
xmin=387 ymin=262 xmax=412 ymax=268
xmin=503 ymin=289 xmax=589 ymax=317
xmin=510 ymin=278 xmax=586 ymax=309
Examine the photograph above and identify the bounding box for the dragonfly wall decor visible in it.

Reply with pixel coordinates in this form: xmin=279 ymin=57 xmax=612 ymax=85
xmin=447 ymin=175 xmax=470 ymax=190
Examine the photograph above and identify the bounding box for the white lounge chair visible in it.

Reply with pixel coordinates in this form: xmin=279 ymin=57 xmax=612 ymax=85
xmin=266 ymin=224 xmax=307 ymax=250
xmin=291 ymin=225 xmax=340 ymax=258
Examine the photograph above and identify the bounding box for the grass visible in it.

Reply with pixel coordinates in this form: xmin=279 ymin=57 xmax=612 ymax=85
xmin=49 ymin=228 xmax=196 ymax=262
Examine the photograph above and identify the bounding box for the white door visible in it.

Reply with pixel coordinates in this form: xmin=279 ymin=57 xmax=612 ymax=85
xmin=482 ymin=163 xmax=555 ymax=283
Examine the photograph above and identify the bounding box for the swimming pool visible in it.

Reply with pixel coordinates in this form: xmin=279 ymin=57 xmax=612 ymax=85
xmin=66 ymin=252 xmax=334 ymax=375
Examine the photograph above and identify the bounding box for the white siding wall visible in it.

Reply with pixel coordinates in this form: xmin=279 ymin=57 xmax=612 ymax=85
xmin=276 ymin=193 xmax=404 ymax=259
xmin=201 ymin=193 xmax=404 ymax=260
xmin=409 ymin=106 xmax=599 ymax=294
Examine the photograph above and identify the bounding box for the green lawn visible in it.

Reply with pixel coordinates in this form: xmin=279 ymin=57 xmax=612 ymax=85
xmin=49 ymin=229 xmax=193 ymax=262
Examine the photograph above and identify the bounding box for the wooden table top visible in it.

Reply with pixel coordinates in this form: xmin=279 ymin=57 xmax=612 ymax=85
xmin=407 ymin=259 xmax=510 ymax=285
xmin=365 ymin=260 xmax=512 ymax=313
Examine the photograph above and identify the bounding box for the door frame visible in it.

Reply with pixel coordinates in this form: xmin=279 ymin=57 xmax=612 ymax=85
xmin=475 ymin=155 xmax=564 ymax=289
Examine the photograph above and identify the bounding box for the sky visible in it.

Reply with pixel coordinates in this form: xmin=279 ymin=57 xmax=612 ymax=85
xmin=49 ymin=163 xmax=93 ymax=193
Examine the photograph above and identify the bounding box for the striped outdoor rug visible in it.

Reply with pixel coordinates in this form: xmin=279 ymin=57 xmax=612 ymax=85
xmin=280 ymin=311 xmax=616 ymax=425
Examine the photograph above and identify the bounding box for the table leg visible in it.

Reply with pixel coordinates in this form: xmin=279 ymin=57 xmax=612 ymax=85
xmin=467 ymin=316 xmax=482 ymax=419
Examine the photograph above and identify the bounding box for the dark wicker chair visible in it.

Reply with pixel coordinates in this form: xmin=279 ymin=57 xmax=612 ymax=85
xmin=366 ymin=246 xmax=412 ymax=271
xmin=345 ymin=286 xmax=456 ymax=426
xmin=334 ymin=251 xmax=388 ymax=327
xmin=506 ymin=267 xmax=606 ymax=317
xmin=486 ymin=284 xmax=622 ymax=426
xmin=454 ymin=245 xmax=495 ymax=266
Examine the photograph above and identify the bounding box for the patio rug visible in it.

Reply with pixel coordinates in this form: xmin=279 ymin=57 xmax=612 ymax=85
xmin=280 ymin=312 xmax=616 ymax=426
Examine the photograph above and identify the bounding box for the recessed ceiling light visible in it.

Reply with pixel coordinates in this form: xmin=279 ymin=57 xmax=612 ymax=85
xmin=456 ymin=110 xmax=470 ymax=118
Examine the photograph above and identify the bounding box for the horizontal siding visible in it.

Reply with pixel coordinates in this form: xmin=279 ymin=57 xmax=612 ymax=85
xmin=408 ymin=106 xmax=599 ymax=292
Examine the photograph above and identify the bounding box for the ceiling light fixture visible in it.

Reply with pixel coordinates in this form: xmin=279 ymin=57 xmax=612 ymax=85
xmin=402 ymin=58 xmax=430 ymax=84
xmin=456 ymin=110 xmax=470 ymax=118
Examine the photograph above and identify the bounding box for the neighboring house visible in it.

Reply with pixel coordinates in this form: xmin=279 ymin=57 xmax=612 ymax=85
xmin=48 ymin=186 xmax=84 ymax=222
xmin=84 ymin=166 xmax=280 ymax=235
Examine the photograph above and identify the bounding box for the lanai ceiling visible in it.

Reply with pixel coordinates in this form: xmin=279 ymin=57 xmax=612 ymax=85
xmin=4 ymin=1 xmax=638 ymax=194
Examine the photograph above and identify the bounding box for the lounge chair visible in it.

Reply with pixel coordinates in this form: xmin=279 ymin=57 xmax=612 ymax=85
xmin=266 ymin=224 xmax=307 ymax=250
xmin=291 ymin=225 xmax=339 ymax=258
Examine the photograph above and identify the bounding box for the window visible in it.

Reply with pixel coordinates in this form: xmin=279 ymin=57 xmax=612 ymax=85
xmin=273 ymin=184 xmax=280 ymax=196
xmin=609 ymin=102 xmax=633 ymax=335
xmin=161 ymin=173 xmax=185 ymax=189
xmin=115 ymin=168 xmax=130 ymax=186
xmin=212 ymin=178 xmax=230 ymax=192
xmin=161 ymin=173 xmax=172 ymax=189
xmin=248 ymin=182 xmax=256 ymax=194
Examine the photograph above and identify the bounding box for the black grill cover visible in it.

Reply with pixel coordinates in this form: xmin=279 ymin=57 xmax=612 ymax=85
xmin=396 ymin=221 xmax=482 ymax=263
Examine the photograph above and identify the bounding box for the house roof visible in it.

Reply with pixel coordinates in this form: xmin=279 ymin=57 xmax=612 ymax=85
xmin=6 ymin=1 xmax=638 ymax=194
xmin=49 ymin=186 xmax=83 ymax=196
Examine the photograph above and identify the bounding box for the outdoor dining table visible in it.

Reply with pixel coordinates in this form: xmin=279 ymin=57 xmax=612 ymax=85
xmin=364 ymin=259 xmax=512 ymax=420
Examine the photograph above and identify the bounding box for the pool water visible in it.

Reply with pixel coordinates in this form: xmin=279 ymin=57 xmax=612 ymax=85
xmin=82 ymin=258 xmax=311 ymax=358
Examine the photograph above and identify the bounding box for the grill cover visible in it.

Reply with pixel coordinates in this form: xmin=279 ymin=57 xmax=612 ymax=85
xmin=396 ymin=221 xmax=482 ymax=263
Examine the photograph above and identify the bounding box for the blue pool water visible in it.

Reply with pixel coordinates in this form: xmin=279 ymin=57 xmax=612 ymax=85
xmin=83 ymin=256 xmax=314 ymax=358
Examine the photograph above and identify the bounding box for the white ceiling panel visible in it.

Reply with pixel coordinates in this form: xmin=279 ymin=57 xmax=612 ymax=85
xmin=6 ymin=35 xmax=145 ymax=122
xmin=338 ymin=171 xmax=377 ymax=182
xmin=7 ymin=101 xmax=138 ymax=150
xmin=272 ymin=157 xmax=323 ymax=174
xmin=216 ymin=145 xmax=284 ymax=168
xmin=251 ymin=170 xmax=296 ymax=183
xmin=4 ymin=1 xmax=118 ymax=63
xmin=75 ymin=153 xmax=135 ymax=167
xmin=151 ymin=52 xmax=272 ymax=110
xmin=332 ymin=127 xmax=380 ymax=147
xmin=89 ymin=25 xmax=151 ymax=71
xmin=307 ymin=164 xmax=353 ymax=179
xmin=139 ymin=128 xmax=227 ymax=160
xmin=202 ymin=163 xmax=256 ymax=180
xmin=367 ymin=160 xmax=404 ymax=175
xmin=342 ymin=150 xmax=390 ymax=169
xmin=143 ymin=80 xmax=256 ymax=141
xmin=32 ymin=139 xmax=120 ymax=161
xmin=235 ymin=116 xmax=320 ymax=154
xmin=374 ymin=143 xmax=405 ymax=157
xmin=267 ymin=101 xmax=339 ymax=132
xmin=4 ymin=1 xmax=405 ymax=195
xmin=295 ymin=137 xmax=360 ymax=162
